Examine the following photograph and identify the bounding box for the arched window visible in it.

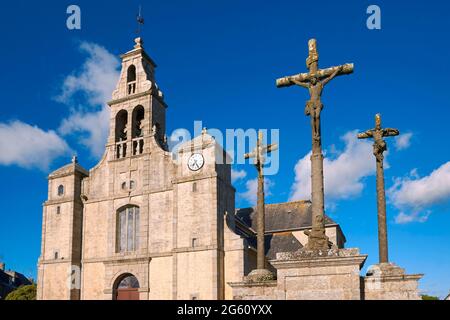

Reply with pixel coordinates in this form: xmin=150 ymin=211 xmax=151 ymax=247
xmin=127 ymin=65 xmax=137 ymax=95
xmin=117 ymin=206 xmax=140 ymax=253
xmin=115 ymin=110 xmax=128 ymax=159
xmin=132 ymin=106 xmax=145 ymax=138
xmin=132 ymin=106 xmax=145 ymax=156
xmin=117 ymin=275 xmax=139 ymax=289
xmin=114 ymin=274 xmax=140 ymax=300
xmin=127 ymin=65 xmax=136 ymax=83
xmin=57 ymin=185 xmax=64 ymax=196
xmin=115 ymin=110 xmax=128 ymax=142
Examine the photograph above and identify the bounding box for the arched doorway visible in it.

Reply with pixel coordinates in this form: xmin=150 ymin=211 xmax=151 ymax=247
xmin=114 ymin=274 xmax=140 ymax=300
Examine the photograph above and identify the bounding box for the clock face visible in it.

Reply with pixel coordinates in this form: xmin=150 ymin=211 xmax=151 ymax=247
xmin=188 ymin=153 xmax=204 ymax=171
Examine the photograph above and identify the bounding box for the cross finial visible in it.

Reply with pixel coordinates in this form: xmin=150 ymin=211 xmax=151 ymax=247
xmin=375 ymin=113 xmax=382 ymax=130
xmin=306 ymin=38 xmax=319 ymax=73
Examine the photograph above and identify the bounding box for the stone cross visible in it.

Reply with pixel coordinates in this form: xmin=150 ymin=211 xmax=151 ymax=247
xmin=358 ymin=114 xmax=399 ymax=263
xmin=244 ymin=130 xmax=278 ymax=279
xmin=276 ymin=39 xmax=353 ymax=251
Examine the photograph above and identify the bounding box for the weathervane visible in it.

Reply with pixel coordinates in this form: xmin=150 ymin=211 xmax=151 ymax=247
xmin=136 ymin=5 xmax=145 ymax=35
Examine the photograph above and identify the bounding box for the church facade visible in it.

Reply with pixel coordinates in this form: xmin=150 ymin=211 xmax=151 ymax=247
xmin=36 ymin=38 xmax=346 ymax=300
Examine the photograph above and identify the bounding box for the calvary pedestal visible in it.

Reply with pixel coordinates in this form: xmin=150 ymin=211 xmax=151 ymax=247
xmin=364 ymin=263 xmax=423 ymax=300
xmin=271 ymin=249 xmax=367 ymax=300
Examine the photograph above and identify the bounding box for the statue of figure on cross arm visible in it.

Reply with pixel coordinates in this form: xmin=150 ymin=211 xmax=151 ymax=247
xmin=276 ymin=38 xmax=354 ymax=251
xmin=290 ymin=66 xmax=343 ymax=143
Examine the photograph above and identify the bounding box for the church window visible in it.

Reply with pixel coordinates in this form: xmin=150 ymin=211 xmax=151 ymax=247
xmin=132 ymin=106 xmax=145 ymax=138
xmin=115 ymin=110 xmax=128 ymax=142
xmin=127 ymin=65 xmax=136 ymax=82
xmin=118 ymin=275 xmax=139 ymax=289
xmin=57 ymin=185 xmax=64 ymax=196
xmin=121 ymin=182 xmax=127 ymax=190
xmin=127 ymin=65 xmax=137 ymax=95
xmin=132 ymin=106 xmax=145 ymax=156
xmin=54 ymin=251 xmax=59 ymax=260
xmin=115 ymin=110 xmax=128 ymax=159
xmin=192 ymin=238 xmax=198 ymax=247
xmin=130 ymin=180 xmax=136 ymax=190
xmin=56 ymin=206 xmax=61 ymax=215
xmin=192 ymin=182 xmax=197 ymax=192
xmin=117 ymin=206 xmax=140 ymax=253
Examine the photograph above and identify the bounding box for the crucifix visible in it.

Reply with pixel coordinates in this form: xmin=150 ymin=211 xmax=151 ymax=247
xmin=245 ymin=130 xmax=278 ymax=279
xmin=276 ymin=39 xmax=354 ymax=251
xmin=358 ymin=114 xmax=399 ymax=263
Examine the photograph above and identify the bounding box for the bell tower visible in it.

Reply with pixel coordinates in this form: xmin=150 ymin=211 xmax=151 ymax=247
xmin=107 ymin=38 xmax=168 ymax=160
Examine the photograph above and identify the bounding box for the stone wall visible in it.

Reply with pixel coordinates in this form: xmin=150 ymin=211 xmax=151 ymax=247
xmin=272 ymin=249 xmax=366 ymax=300
xmin=230 ymin=281 xmax=278 ymax=300
xmin=363 ymin=263 xmax=423 ymax=300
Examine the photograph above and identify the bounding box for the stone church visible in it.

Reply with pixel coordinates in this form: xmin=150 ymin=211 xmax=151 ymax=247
xmin=36 ymin=38 xmax=346 ymax=300
xmin=38 ymin=38 xmax=423 ymax=301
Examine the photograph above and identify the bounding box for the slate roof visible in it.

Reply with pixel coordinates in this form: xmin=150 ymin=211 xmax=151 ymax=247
xmin=246 ymin=233 xmax=303 ymax=260
xmin=235 ymin=200 xmax=340 ymax=260
xmin=48 ymin=161 xmax=89 ymax=178
xmin=235 ymin=200 xmax=338 ymax=233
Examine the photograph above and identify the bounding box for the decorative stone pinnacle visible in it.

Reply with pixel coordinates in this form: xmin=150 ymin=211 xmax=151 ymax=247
xmin=202 ymin=127 xmax=208 ymax=135
xmin=134 ymin=37 xmax=144 ymax=49
xmin=72 ymin=155 xmax=78 ymax=164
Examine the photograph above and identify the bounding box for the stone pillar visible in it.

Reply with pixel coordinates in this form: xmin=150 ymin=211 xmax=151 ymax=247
xmin=376 ymin=157 xmax=389 ymax=263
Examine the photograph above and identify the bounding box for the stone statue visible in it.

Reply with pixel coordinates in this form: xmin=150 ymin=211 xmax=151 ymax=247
xmin=358 ymin=114 xmax=399 ymax=263
xmin=359 ymin=114 xmax=399 ymax=163
xmin=276 ymin=39 xmax=353 ymax=251
xmin=290 ymin=66 xmax=343 ymax=143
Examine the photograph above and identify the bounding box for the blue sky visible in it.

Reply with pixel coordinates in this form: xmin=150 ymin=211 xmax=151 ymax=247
xmin=0 ymin=0 xmax=449 ymax=298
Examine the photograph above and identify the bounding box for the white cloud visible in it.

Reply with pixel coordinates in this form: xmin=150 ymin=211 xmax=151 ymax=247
xmin=395 ymin=211 xmax=431 ymax=224
xmin=290 ymin=130 xmax=375 ymax=203
xmin=389 ymin=162 xmax=450 ymax=223
xmin=239 ymin=178 xmax=273 ymax=206
xmin=0 ymin=121 xmax=71 ymax=170
xmin=231 ymin=169 xmax=247 ymax=183
xmin=56 ymin=42 xmax=120 ymax=106
xmin=59 ymin=106 xmax=110 ymax=158
xmin=395 ymin=132 xmax=413 ymax=151
xmin=56 ymin=42 xmax=120 ymax=158
xmin=0 ymin=42 xmax=118 ymax=169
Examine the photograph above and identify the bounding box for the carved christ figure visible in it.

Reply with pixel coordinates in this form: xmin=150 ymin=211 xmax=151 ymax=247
xmin=290 ymin=66 xmax=343 ymax=143
xmin=358 ymin=114 xmax=399 ymax=162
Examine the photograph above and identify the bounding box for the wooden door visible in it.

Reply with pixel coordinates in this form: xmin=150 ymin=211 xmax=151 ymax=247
xmin=116 ymin=288 xmax=139 ymax=300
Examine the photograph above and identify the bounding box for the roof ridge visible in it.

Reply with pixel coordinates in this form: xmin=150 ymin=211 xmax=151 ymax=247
xmin=265 ymin=200 xmax=312 ymax=207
